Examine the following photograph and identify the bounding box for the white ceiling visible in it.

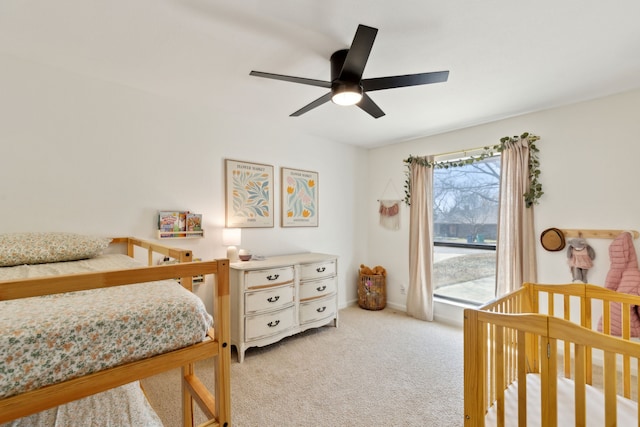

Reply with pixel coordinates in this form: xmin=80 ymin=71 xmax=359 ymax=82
xmin=2 ymin=1 xmax=640 ymax=148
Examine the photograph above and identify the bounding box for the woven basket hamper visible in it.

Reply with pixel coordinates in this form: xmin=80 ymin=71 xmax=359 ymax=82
xmin=358 ymin=273 xmax=386 ymax=310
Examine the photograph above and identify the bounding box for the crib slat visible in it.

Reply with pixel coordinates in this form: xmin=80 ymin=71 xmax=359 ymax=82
xmin=564 ymin=295 xmax=571 ymax=378
xmin=495 ymin=326 xmax=505 ymax=426
xmin=622 ymin=302 xmax=632 ymax=398
xmin=604 ymin=351 xmax=617 ymax=426
xmin=549 ymin=338 xmax=558 ymax=427
xmin=603 ymin=301 xmax=611 ymax=335
xmin=540 ymin=336 xmax=558 ymax=427
xmin=489 ymin=323 xmax=495 ymax=411
xmin=574 ymin=344 xmax=587 ymax=426
xmin=583 ymin=296 xmax=593 ymax=385
xmin=636 ymin=359 xmax=640 ymax=427
xmin=637 ymin=359 xmax=640 ymax=427
xmin=517 ymin=330 xmax=527 ymax=427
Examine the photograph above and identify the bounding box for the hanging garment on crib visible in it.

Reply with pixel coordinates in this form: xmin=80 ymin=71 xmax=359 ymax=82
xmin=597 ymin=232 xmax=640 ymax=336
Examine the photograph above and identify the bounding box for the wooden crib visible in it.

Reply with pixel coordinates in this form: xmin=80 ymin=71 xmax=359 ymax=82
xmin=464 ymin=282 xmax=640 ymax=426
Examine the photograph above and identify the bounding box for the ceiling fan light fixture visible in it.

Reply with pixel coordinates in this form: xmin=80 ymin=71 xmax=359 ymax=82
xmin=331 ymin=82 xmax=363 ymax=106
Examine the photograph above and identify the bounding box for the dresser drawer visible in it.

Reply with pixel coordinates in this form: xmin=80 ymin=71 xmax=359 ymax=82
xmin=299 ymin=295 xmax=336 ymax=325
xmin=299 ymin=276 xmax=337 ymax=301
xmin=245 ymin=284 xmax=294 ymax=314
xmin=300 ymin=260 xmax=336 ymax=280
xmin=245 ymin=306 xmax=295 ymax=341
xmin=244 ymin=266 xmax=294 ymax=289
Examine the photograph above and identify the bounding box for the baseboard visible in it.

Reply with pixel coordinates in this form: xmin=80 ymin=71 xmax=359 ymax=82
xmin=345 ymin=298 xmax=462 ymax=328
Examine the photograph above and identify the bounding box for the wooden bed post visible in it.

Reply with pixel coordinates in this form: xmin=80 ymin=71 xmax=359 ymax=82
xmin=214 ymin=258 xmax=231 ymax=426
xmin=178 ymin=249 xmax=193 ymax=292
xmin=182 ymin=363 xmax=195 ymax=427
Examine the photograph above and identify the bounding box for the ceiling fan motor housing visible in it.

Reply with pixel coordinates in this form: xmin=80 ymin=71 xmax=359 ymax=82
xmin=330 ymin=49 xmax=363 ymax=104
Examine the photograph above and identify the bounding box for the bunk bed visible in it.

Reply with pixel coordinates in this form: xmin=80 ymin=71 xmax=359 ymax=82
xmin=464 ymin=282 xmax=640 ymax=426
xmin=0 ymin=234 xmax=230 ymax=427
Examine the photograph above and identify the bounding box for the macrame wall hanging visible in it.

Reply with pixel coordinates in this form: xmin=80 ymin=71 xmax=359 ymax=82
xmin=378 ymin=179 xmax=401 ymax=231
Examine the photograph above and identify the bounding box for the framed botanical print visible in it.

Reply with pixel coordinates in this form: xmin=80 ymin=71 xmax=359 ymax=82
xmin=225 ymin=159 xmax=274 ymax=228
xmin=281 ymin=167 xmax=318 ymax=227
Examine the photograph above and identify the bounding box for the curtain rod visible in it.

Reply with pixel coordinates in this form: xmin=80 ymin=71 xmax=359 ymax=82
xmin=432 ymin=145 xmax=492 ymax=160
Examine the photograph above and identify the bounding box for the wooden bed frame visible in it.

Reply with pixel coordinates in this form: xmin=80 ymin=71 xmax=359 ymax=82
xmin=0 ymin=237 xmax=231 ymax=427
xmin=464 ymin=282 xmax=640 ymax=426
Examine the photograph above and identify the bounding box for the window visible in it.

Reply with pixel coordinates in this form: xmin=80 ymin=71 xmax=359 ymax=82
xmin=432 ymin=153 xmax=500 ymax=305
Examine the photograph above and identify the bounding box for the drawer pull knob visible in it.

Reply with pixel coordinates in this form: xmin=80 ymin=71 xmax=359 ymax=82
xmin=267 ymin=320 xmax=280 ymax=328
xmin=267 ymin=296 xmax=280 ymax=303
xmin=266 ymin=274 xmax=280 ymax=281
xmin=316 ymin=285 xmax=327 ymax=292
xmin=316 ymin=306 xmax=326 ymax=313
xmin=316 ymin=267 xmax=326 ymax=273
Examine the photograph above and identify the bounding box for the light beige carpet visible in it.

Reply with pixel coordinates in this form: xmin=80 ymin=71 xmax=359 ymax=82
xmin=141 ymin=305 xmax=464 ymax=426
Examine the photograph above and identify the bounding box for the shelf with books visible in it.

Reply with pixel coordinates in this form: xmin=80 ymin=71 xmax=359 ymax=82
xmin=157 ymin=210 xmax=203 ymax=239
xmin=157 ymin=230 xmax=204 ymax=239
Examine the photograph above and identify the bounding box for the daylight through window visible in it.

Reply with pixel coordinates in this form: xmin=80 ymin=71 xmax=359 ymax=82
xmin=432 ymin=153 xmax=500 ymax=305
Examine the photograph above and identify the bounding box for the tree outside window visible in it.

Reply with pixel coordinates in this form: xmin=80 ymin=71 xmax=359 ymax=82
xmin=433 ymin=155 xmax=500 ymax=305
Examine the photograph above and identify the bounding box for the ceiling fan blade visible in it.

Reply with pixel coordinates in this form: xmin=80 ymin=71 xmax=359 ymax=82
xmin=339 ymin=24 xmax=378 ymax=81
xmin=250 ymin=71 xmax=331 ymax=88
xmin=290 ymin=92 xmax=333 ymax=117
xmin=362 ymin=71 xmax=449 ymax=92
xmin=357 ymin=93 xmax=385 ymax=119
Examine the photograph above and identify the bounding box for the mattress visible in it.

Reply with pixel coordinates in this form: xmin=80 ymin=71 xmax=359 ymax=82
xmin=0 ymin=381 xmax=163 ymax=427
xmin=484 ymin=373 xmax=637 ymax=426
xmin=0 ymin=254 xmax=213 ymax=400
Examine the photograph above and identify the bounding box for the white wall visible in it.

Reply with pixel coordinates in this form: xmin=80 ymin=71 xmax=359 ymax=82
xmin=4 ymin=52 xmax=640 ymax=323
xmin=0 ymin=54 xmax=369 ymax=313
xmin=368 ymin=89 xmax=640 ymax=325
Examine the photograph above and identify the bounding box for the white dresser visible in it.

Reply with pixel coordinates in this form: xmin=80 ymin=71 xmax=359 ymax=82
xmin=229 ymin=253 xmax=338 ymax=363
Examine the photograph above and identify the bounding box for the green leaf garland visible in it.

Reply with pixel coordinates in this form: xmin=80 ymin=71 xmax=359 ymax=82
xmin=403 ymin=132 xmax=541 ymax=207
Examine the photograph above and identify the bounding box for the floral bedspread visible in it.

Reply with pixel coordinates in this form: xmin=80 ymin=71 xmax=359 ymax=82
xmin=0 ymin=254 xmax=213 ymax=400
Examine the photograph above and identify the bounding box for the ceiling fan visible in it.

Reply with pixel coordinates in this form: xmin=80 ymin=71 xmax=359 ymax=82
xmin=250 ymin=24 xmax=449 ymax=118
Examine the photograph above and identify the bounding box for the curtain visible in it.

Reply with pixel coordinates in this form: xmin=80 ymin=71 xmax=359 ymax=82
xmin=495 ymin=137 xmax=537 ymax=296
xmin=407 ymin=157 xmax=434 ymax=321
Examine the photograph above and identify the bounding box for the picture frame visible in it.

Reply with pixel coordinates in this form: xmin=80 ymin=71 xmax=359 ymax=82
xmin=225 ymin=159 xmax=274 ymax=228
xmin=281 ymin=167 xmax=319 ymax=227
